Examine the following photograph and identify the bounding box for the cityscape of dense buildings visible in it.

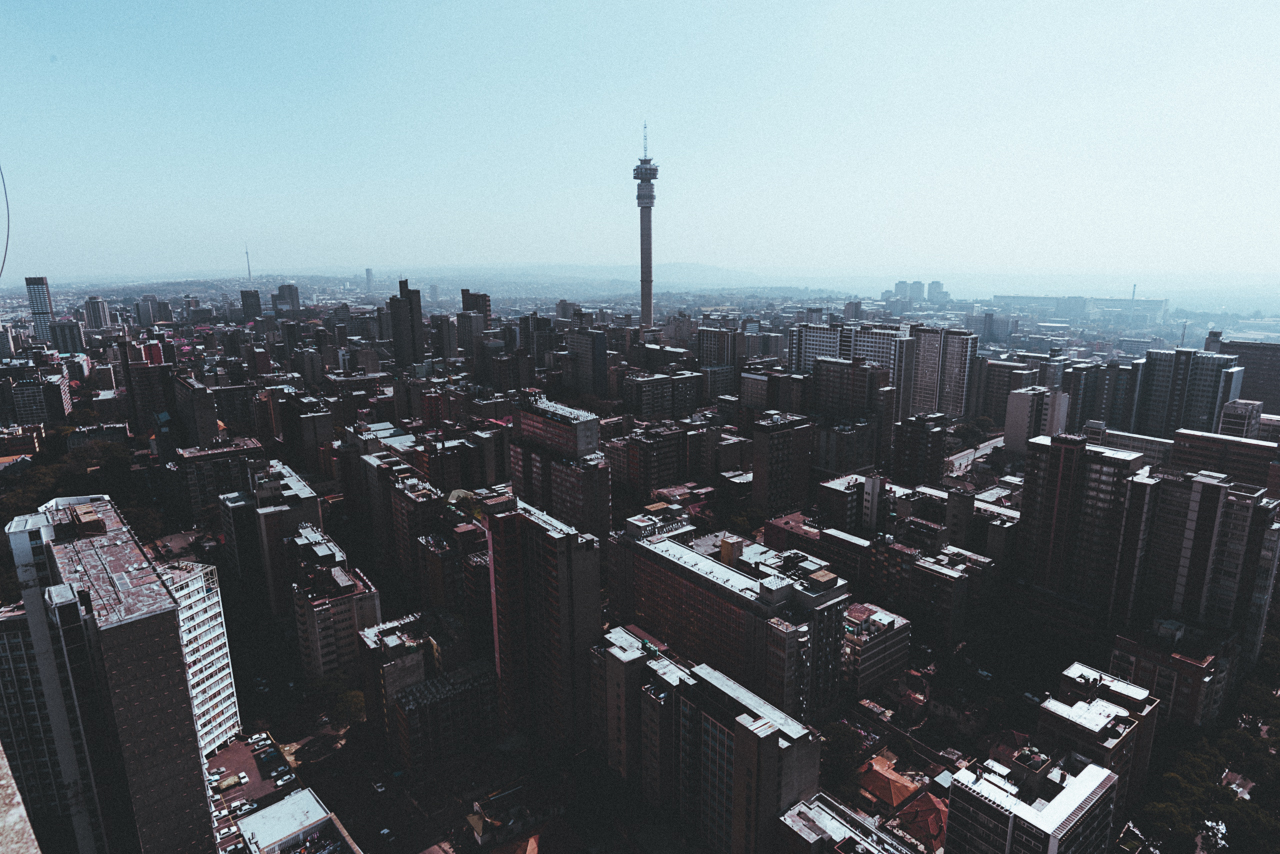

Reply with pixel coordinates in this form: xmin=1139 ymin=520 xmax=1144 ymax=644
xmin=2 ymin=170 xmax=1280 ymax=854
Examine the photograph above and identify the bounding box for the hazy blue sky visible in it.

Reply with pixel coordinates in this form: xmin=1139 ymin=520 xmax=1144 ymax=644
xmin=4 ymin=2 xmax=1279 ymax=292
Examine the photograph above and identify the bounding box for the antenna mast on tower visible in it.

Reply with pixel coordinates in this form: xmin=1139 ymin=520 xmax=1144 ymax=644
xmin=245 ymin=246 xmax=252 ymax=282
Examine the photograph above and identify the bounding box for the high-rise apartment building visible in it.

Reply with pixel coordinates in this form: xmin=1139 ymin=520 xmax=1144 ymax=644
xmin=752 ymin=411 xmax=814 ymax=517
xmin=481 ymin=495 xmax=601 ymax=746
xmin=891 ymin=412 xmax=948 ymax=487
xmin=1215 ymin=338 xmax=1280 ymax=414
xmin=1021 ymin=435 xmax=1145 ymax=628
xmin=240 ymin=289 xmax=262 ymax=319
xmin=1004 ymin=385 xmax=1069 ymax=455
xmin=274 ymin=283 xmax=300 ymax=312
xmin=910 ymin=326 xmax=978 ymax=417
xmin=1218 ymin=398 xmax=1263 ymax=439
xmin=970 ymin=358 xmax=1037 ymax=427
xmin=567 ymin=326 xmax=609 ymax=398
xmin=788 ymin=323 xmax=843 ymax=374
xmin=460 ymin=288 xmax=491 ymax=324
xmin=947 ymin=757 xmax=1117 ymax=854
xmin=588 ymin=626 xmax=821 ymax=854
xmin=24 ymin=277 xmax=53 ymax=342
xmin=83 ymin=296 xmax=110 ymax=330
xmin=4 ymin=496 xmax=232 ymax=854
xmin=611 ymin=522 xmax=848 ymax=722
xmin=49 ymin=320 xmax=86 ymax=354
xmin=697 ymin=327 xmax=738 ymax=367
xmin=843 ymin=602 xmax=910 ymax=699
xmin=1169 ymin=428 xmax=1279 ymax=494
xmin=388 ymin=279 xmax=425 ymax=368
xmin=1129 ymin=469 xmax=1280 ymax=661
xmin=849 ymin=325 xmax=916 ymax=420
xmin=1037 ymin=662 xmax=1159 ymax=820
xmin=1132 ymin=348 xmax=1242 ymax=439
xmin=508 ymin=394 xmax=611 ymax=538
xmin=219 ymin=460 xmax=322 ymax=613
xmin=294 ymin=560 xmax=382 ymax=679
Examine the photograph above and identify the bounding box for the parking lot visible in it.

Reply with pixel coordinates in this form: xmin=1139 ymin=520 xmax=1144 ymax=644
xmin=206 ymin=733 xmax=301 ymax=851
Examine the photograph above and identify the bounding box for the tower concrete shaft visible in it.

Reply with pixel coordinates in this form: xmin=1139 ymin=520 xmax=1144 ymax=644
xmin=634 ymin=154 xmax=658 ymax=327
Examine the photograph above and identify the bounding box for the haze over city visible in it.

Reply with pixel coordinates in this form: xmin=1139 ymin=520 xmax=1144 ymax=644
xmin=5 ymin=2 xmax=1280 ymax=312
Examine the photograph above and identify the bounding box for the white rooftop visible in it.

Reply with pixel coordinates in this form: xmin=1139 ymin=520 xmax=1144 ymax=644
xmin=237 ymin=788 xmax=331 ymax=853
xmin=1042 ymin=697 xmax=1129 ymax=734
xmin=1063 ymin=661 xmax=1150 ymax=703
xmin=955 ymin=763 xmax=1116 ymax=837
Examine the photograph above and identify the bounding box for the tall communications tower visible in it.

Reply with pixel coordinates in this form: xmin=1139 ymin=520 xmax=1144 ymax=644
xmin=634 ymin=125 xmax=659 ymax=327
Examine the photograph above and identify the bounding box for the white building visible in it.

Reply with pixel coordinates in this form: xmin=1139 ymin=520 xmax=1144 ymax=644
xmin=163 ymin=561 xmax=240 ymax=756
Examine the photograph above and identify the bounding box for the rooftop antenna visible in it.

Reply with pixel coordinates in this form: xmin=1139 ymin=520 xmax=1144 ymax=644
xmin=643 ymin=121 xmax=648 ymax=159
xmin=245 ymin=246 xmax=252 ymax=282
xmin=1180 ymin=319 xmax=1188 ymax=348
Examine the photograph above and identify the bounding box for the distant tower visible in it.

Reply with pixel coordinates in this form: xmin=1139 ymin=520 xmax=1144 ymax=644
xmin=633 ymin=125 xmax=659 ymax=328
xmin=366 ymin=268 xmax=373 ymax=290
xmin=25 ymin=277 xmax=52 ymax=342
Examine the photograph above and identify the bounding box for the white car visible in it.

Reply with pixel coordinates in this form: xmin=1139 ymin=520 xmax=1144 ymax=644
xmin=275 ymin=773 xmax=296 ymax=787
xmin=212 ymin=809 xmax=229 ymax=820
xmin=215 ymin=828 xmax=237 ymax=841
xmin=238 ymin=772 xmax=249 ymax=785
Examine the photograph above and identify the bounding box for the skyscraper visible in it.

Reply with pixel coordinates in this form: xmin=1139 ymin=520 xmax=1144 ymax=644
xmin=388 ymin=278 xmax=424 ymax=368
xmin=461 ymin=288 xmax=492 ymax=324
xmin=508 ymin=394 xmax=611 ymax=538
xmin=910 ymin=326 xmax=979 ymax=417
xmin=1021 ymin=435 xmax=1145 ymax=627
xmin=481 ymin=494 xmax=601 ymax=746
xmin=25 ymin=276 xmax=53 ymax=342
xmin=240 ymin=289 xmax=262 ymax=319
xmin=751 ymin=411 xmax=814 ymax=516
xmin=634 ymin=131 xmax=659 ymax=327
xmin=365 ymin=267 xmax=373 ymax=289
xmin=1132 ymin=348 xmax=1243 ymax=438
xmin=4 ymin=496 xmax=232 ymax=853
xmin=83 ymin=296 xmax=110 ymax=330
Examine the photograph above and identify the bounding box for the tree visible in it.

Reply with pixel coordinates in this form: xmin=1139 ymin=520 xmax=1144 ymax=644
xmin=333 ymin=690 xmax=365 ymax=726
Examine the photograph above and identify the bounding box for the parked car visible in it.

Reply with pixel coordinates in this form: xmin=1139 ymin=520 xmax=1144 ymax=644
xmin=238 ymin=772 xmax=249 ymax=785
xmin=216 ymin=828 xmax=237 ymax=841
xmin=208 ymin=766 xmax=227 ymax=775
xmin=235 ymin=803 xmax=257 ymax=816
xmin=212 ymin=809 xmax=229 ymax=820
xmin=275 ymin=773 xmax=296 ymax=787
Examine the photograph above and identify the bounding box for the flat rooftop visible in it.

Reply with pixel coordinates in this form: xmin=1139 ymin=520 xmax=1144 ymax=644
xmin=523 ymin=396 xmax=596 ymax=423
xmin=35 ymin=497 xmax=178 ymax=628
xmin=643 ymin=537 xmax=761 ymax=599
xmin=955 ymin=762 xmax=1116 ymax=836
xmin=693 ymin=663 xmax=808 ymax=741
xmin=237 ymin=788 xmax=346 ymax=853
xmin=1063 ymin=661 xmax=1150 ymax=704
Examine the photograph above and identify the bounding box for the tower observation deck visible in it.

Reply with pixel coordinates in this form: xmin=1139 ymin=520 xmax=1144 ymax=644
xmin=634 ymin=130 xmax=659 ymax=328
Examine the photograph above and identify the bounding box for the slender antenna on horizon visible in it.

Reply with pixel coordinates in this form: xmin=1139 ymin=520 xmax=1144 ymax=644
xmin=643 ymin=122 xmax=648 ymax=159
xmin=245 ymin=246 xmax=252 ymax=282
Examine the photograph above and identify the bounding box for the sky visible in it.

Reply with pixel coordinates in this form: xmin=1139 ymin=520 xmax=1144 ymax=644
xmin=3 ymin=2 xmax=1279 ymax=300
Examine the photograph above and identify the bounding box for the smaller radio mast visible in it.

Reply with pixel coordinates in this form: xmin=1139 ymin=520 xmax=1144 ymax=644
xmin=245 ymin=246 xmax=252 ymax=282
